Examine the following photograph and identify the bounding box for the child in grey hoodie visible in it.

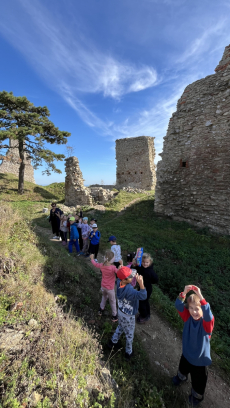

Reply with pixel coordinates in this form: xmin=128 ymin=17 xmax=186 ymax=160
xmin=108 ymin=266 xmax=147 ymax=359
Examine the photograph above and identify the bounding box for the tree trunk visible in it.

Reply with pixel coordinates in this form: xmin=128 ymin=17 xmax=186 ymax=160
xmin=18 ymin=139 xmax=25 ymax=194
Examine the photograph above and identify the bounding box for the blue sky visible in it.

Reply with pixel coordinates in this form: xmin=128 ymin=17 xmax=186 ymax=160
xmin=0 ymin=0 xmax=229 ymax=185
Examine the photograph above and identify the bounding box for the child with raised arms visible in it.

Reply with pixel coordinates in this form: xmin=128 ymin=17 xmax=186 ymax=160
xmin=90 ymin=250 xmax=118 ymax=322
xmin=173 ymin=285 xmax=214 ymax=406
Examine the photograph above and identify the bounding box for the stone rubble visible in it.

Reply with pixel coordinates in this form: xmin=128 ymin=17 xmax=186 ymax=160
xmin=122 ymin=186 xmax=150 ymax=194
xmin=116 ymin=136 xmax=156 ymax=190
xmin=155 ymin=44 xmax=230 ymax=235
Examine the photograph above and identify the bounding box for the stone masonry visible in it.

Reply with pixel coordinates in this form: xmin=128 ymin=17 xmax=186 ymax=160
xmin=116 ymin=136 xmax=156 ymax=190
xmin=155 ymin=45 xmax=230 ymax=234
xmin=0 ymin=139 xmax=35 ymax=183
xmin=65 ymin=157 xmax=93 ymax=206
xmin=64 ymin=157 xmax=116 ymax=206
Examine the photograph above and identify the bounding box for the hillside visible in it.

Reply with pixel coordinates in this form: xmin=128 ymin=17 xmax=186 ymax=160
xmin=1 ymin=173 xmax=230 ymax=407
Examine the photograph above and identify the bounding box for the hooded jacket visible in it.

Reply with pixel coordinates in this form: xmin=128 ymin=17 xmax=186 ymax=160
xmin=70 ymin=223 xmax=79 ymax=240
xmin=116 ymin=279 xmax=147 ymax=316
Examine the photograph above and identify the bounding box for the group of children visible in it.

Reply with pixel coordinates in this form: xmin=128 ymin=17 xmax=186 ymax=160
xmin=93 ymin=242 xmax=214 ymax=406
xmin=49 ymin=203 xmax=215 ymax=406
xmin=49 ymin=203 xmax=101 ymax=259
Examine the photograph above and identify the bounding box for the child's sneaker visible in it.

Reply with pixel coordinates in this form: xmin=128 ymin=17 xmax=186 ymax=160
xmin=98 ymin=307 xmax=104 ymax=316
xmin=94 ymin=259 xmax=98 ymax=262
xmin=125 ymin=351 xmax=134 ymax=360
xmin=188 ymin=394 xmax=203 ymax=406
xmin=53 ymin=236 xmax=58 ymax=239
xmin=59 ymin=237 xmax=62 ymax=241
xmin=107 ymin=339 xmax=120 ymax=350
xmin=137 ymin=316 xmax=149 ymax=324
xmin=111 ymin=315 xmax=118 ymax=322
xmin=172 ymin=374 xmax=187 ymax=386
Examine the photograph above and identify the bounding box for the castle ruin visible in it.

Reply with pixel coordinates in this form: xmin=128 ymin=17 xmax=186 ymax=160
xmin=65 ymin=157 xmax=116 ymax=207
xmin=154 ymin=45 xmax=230 ymax=234
xmin=116 ymin=136 xmax=156 ymax=190
xmin=0 ymin=139 xmax=35 ymax=183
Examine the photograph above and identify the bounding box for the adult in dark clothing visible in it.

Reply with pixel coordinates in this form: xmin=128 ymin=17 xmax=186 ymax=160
xmin=49 ymin=203 xmax=63 ymax=239
xmin=132 ymin=253 xmax=158 ymax=323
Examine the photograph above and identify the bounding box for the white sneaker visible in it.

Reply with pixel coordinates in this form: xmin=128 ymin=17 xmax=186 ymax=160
xmin=59 ymin=237 xmax=62 ymax=241
xmin=94 ymin=259 xmax=98 ymax=263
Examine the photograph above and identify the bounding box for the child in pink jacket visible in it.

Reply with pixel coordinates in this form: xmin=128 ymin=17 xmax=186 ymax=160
xmin=90 ymin=250 xmax=118 ymax=322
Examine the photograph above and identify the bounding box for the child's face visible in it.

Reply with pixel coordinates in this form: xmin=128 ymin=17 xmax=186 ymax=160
xmin=83 ymin=219 xmax=88 ymax=224
xmin=63 ymin=215 xmax=67 ymax=220
xmin=93 ymin=227 xmax=98 ymax=232
xmin=75 ymin=215 xmax=79 ymax=220
xmin=110 ymin=240 xmax=116 ymax=245
xmin=188 ymin=303 xmax=203 ymax=320
xmin=70 ymin=220 xmax=74 ymax=225
xmin=142 ymin=258 xmax=151 ymax=268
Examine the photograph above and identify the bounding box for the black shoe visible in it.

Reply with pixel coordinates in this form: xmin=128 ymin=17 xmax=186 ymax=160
xmin=125 ymin=351 xmax=134 ymax=360
xmin=188 ymin=394 xmax=203 ymax=406
xmin=111 ymin=315 xmax=118 ymax=322
xmin=172 ymin=374 xmax=187 ymax=386
xmin=107 ymin=339 xmax=120 ymax=350
xmin=98 ymin=307 xmax=104 ymax=316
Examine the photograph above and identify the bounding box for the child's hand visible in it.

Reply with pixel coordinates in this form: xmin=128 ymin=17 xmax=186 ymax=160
xmin=90 ymin=254 xmax=94 ymax=260
xmin=136 ymin=273 xmax=144 ymax=288
xmin=118 ymin=265 xmax=122 ymax=270
xmin=182 ymin=285 xmax=193 ymax=295
xmin=191 ymin=285 xmax=203 ymax=300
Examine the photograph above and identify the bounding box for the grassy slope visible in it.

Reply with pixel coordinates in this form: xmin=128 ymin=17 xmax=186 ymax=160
xmin=1 ymin=174 xmax=230 ymax=405
xmin=0 ymin=175 xmax=164 ymax=408
xmin=0 ymin=204 xmax=118 ymax=408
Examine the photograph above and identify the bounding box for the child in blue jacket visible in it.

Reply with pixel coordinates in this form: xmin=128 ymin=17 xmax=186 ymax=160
xmin=88 ymin=223 xmax=101 ymax=261
xmin=173 ymin=285 xmax=214 ymax=406
xmin=68 ymin=217 xmax=80 ymax=254
xmin=108 ymin=266 xmax=147 ymax=360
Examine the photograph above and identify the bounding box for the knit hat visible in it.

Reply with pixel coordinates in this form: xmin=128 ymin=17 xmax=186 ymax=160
xmin=117 ymin=266 xmax=137 ymax=280
xmin=69 ymin=217 xmax=75 ymax=221
xmin=83 ymin=217 xmax=88 ymax=221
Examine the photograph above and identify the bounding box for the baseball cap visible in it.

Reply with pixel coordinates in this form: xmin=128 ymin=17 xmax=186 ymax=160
xmin=69 ymin=217 xmax=75 ymax=221
xmin=117 ymin=266 xmax=137 ymax=280
xmin=92 ymin=223 xmax=97 ymax=228
xmin=108 ymin=235 xmax=117 ymax=242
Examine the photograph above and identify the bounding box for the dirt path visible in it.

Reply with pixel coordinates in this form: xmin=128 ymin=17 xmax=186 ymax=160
xmin=35 ymin=225 xmax=230 ymax=407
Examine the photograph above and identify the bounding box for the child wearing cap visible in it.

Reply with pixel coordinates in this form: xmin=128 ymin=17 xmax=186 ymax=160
xmin=173 ymin=285 xmax=214 ymax=406
xmin=108 ymin=266 xmax=147 ymax=360
xmin=88 ymin=224 xmax=101 ymax=261
xmin=68 ymin=217 xmax=80 ymax=254
xmin=90 ymin=250 xmax=118 ymax=322
xmin=81 ymin=217 xmax=91 ymax=255
xmin=108 ymin=235 xmax=123 ymax=268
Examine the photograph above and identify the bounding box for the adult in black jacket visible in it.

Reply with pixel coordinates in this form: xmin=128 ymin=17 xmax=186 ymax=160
xmin=133 ymin=253 xmax=158 ymax=323
xmin=49 ymin=203 xmax=63 ymax=239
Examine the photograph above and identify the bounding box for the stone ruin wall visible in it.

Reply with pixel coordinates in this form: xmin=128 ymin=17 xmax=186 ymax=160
xmin=0 ymin=139 xmax=35 ymax=183
xmin=116 ymin=136 xmax=156 ymax=190
xmin=65 ymin=157 xmax=116 ymax=207
xmin=155 ymin=44 xmax=230 ymax=234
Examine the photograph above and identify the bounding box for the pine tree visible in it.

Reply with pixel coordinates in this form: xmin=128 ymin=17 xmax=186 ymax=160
xmin=0 ymin=91 xmax=70 ymax=193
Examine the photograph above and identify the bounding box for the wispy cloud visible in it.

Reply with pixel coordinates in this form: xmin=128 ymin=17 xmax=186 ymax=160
xmin=0 ymin=0 xmax=157 ymax=100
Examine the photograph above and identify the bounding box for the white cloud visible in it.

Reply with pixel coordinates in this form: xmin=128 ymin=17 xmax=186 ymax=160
xmin=0 ymin=0 xmax=157 ymax=100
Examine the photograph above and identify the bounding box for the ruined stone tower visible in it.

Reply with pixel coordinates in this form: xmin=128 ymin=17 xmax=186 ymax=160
xmin=155 ymin=45 xmax=230 ymax=234
xmin=0 ymin=139 xmax=35 ymax=183
xmin=65 ymin=157 xmax=93 ymax=206
xmin=116 ymin=136 xmax=156 ymax=190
